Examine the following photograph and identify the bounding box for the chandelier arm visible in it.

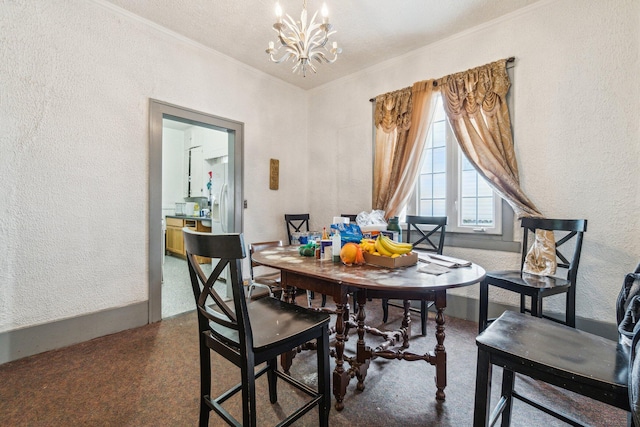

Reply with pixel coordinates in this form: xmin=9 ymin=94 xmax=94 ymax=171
xmin=268 ymin=51 xmax=296 ymax=64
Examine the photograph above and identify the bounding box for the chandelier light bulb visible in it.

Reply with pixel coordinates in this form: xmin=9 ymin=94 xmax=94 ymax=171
xmin=321 ymin=3 xmax=329 ymax=23
xmin=275 ymin=3 xmax=282 ymax=23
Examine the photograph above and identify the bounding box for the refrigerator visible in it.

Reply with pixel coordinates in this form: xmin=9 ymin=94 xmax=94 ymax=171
xmin=208 ymin=162 xmax=228 ymax=234
xmin=207 ymin=161 xmax=232 ymax=298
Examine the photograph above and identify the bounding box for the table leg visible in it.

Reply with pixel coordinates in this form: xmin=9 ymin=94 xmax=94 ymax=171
xmin=402 ymin=299 xmax=412 ymax=348
xmin=434 ymin=290 xmax=447 ymax=401
xmin=332 ymin=293 xmax=350 ymax=411
xmin=354 ymin=291 xmax=370 ymax=391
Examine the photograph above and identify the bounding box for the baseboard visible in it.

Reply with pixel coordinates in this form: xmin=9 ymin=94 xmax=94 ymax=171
xmin=0 ymin=301 xmax=149 ymax=365
xmin=421 ymin=294 xmax=618 ymax=341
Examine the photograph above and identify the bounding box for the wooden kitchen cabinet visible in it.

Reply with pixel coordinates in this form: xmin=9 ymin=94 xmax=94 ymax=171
xmin=165 ymin=217 xmax=211 ymax=263
xmin=166 ymin=217 xmax=185 ymax=256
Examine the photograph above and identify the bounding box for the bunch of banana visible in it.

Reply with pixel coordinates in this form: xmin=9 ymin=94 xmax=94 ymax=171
xmin=359 ymin=238 xmax=377 ymax=254
xmin=375 ymin=234 xmax=413 ymax=257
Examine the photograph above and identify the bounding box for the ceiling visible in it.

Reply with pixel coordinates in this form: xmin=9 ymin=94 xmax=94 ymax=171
xmin=103 ymin=0 xmax=539 ymax=90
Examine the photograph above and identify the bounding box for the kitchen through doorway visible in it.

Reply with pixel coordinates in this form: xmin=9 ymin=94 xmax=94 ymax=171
xmin=149 ymin=100 xmax=244 ymax=323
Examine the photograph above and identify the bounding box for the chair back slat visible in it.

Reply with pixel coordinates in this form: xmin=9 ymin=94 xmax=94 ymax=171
xmin=184 ymin=229 xmax=252 ymax=348
xmin=285 ymin=214 xmax=310 ymax=244
xmin=406 ymin=215 xmax=447 ymax=255
xmin=519 ymin=218 xmax=587 ymax=282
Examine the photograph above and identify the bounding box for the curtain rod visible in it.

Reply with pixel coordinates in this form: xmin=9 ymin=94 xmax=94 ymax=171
xmin=369 ymin=57 xmax=516 ymax=102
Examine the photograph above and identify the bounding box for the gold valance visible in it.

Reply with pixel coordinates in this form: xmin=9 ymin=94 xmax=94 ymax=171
xmin=436 ymin=59 xmax=511 ymax=118
xmin=374 ymin=87 xmax=412 ymax=133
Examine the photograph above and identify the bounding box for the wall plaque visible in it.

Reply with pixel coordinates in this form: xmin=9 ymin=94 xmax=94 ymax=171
xmin=269 ymin=158 xmax=279 ymax=190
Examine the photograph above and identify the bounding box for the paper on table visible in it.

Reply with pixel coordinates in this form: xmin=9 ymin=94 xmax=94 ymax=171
xmin=418 ymin=263 xmax=451 ymax=275
xmin=419 ymin=253 xmax=472 ymax=268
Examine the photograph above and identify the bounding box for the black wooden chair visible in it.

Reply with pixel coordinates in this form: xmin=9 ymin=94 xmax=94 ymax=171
xmin=248 ymin=240 xmax=283 ymax=300
xmin=478 ymin=218 xmax=587 ymax=333
xmin=475 ymin=264 xmax=640 ymax=426
xmin=285 ymin=213 xmax=328 ymax=307
xmin=382 ymin=215 xmax=447 ymax=335
xmin=184 ymin=229 xmax=331 ymax=427
xmin=473 ymin=309 xmax=636 ymax=426
xmin=340 ymin=214 xmax=358 ymax=223
xmin=285 ymin=213 xmax=310 ymax=245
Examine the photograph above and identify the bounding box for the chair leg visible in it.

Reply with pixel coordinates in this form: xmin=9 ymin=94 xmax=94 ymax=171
xmin=321 ymin=293 xmax=327 ymax=307
xmin=199 ymin=347 xmax=211 ymax=427
xmin=307 ymin=290 xmax=313 ymax=308
xmin=420 ymin=300 xmax=427 ymax=336
xmin=317 ymin=327 xmax=331 ymax=427
xmin=382 ymin=298 xmax=389 ymax=323
xmin=520 ymin=294 xmax=526 ymax=314
xmin=530 ymin=294 xmax=542 ymax=318
xmin=267 ymin=358 xmax=278 ymax=404
xmin=473 ymin=348 xmax=492 ymax=427
xmin=500 ymin=368 xmax=515 ymax=427
xmin=566 ymin=286 xmax=576 ymax=327
xmin=479 ymin=280 xmax=489 ymax=333
xmin=241 ymin=357 xmax=257 ymax=427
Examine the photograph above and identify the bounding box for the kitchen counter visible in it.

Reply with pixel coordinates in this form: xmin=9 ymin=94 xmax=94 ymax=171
xmin=165 ymin=215 xmax=212 ymax=222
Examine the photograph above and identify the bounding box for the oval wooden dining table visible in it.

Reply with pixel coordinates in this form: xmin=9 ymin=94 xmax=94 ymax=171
xmin=252 ymin=246 xmax=485 ymax=411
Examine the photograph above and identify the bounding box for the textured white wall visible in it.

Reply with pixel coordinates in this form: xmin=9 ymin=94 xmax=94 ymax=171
xmin=0 ymin=0 xmax=309 ymax=333
xmin=307 ymin=0 xmax=640 ymax=323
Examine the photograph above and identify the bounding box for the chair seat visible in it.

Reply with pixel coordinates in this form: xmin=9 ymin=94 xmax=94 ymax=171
xmin=253 ymin=272 xmax=281 ymax=288
xmin=486 ymin=270 xmax=571 ymax=293
xmin=209 ymin=297 xmax=330 ymax=354
xmin=477 ymin=311 xmax=629 ymax=407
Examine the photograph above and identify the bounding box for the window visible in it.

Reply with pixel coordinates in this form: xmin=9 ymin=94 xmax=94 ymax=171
xmin=406 ymin=94 xmax=504 ymax=235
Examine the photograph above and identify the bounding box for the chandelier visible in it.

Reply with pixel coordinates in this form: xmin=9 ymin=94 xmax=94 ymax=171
xmin=266 ymin=1 xmax=341 ymax=77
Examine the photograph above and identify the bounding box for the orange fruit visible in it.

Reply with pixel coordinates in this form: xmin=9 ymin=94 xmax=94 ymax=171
xmin=340 ymin=243 xmax=359 ymax=265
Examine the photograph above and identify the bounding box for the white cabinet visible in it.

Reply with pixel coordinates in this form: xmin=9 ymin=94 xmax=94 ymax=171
xmin=182 ymin=126 xmax=229 ymax=197
xmin=203 ymin=131 xmax=228 ymax=159
xmin=184 ymin=146 xmax=204 ymax=197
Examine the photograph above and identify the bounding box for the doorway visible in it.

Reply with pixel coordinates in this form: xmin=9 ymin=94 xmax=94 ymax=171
xmin=149 ymin=100 xmax=244 ymax=323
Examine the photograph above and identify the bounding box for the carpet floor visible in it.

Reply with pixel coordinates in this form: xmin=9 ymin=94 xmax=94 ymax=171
xmin=0 ymin=297 xmax=628 ymax=426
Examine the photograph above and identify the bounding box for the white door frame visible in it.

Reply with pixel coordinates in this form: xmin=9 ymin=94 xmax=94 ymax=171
xmin=148 ymin=99 xmax=244 ymax=323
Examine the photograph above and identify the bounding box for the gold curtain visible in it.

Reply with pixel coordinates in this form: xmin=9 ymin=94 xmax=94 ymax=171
xmin=384 ymin=80 xmax=438 ymax=217
xmin=372 ymin=87 xmax=412 ymax=211
xmin=437 ymin=59 xmax=556 ymax=275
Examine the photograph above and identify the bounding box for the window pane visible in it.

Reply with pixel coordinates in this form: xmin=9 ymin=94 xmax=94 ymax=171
xmin=433 ymin=199 xmax=446 ymax=216
xmin=461 ymin=170 xmax=477 ymax=197
xmin=420 ymin=200 xmax=432 ymax=216
xmin=433 ymin=97 xmax=445 ymax=121
xmin=421 ymin=150 xmax=433 ymax=174
xmin=460 ymin=198 xmax=477 ymax=226
xmin=419 ymin=174 xmax=432 ymax=198
xmin=477 ymin=177 xmax=493 ymax=197
xmin=433 ymin=173 xmax=446 ymax=198
xmin=477 ymin=197 xmax=494 ymax=226
xmin=461 ymin=154 xmax=474 ymax=171
xmin=432 ymin=121 xmax=446 ymax=148
xmin=432 ymin=147 xmax=446 ymax=173
xmin=425 ymin=132 xmax=433 ymax=149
